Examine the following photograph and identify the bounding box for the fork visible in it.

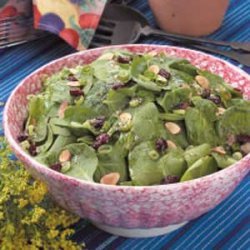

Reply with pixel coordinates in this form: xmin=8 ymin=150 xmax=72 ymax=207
xmin=90 ymin=19 xmax=250 ymax=66
xmin=109 ymin=0 xmax=134 ymax=4
xmin=0 ymin=16 xmax=46 ymax=49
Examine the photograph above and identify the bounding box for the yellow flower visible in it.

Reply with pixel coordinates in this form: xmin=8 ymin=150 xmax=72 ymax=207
xmin=0 ymin=136 xmax=83 ymax=249
xmin=28 ymin=181 xmax=48 ymax=204
xmin=18 ymin=198 xmax=29 ymax=208
xmin=47 ymin=229 xmax=59 ymax=239
xmin=31 ymin=206 xmax=46 ymax=223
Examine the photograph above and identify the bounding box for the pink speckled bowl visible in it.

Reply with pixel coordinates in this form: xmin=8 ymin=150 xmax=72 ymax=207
xmin=3 ymin=45 xmax=250 ymax=238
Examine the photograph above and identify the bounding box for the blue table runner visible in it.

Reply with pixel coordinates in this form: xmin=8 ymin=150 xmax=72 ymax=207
xmin=0 ymin=0 xmax=249 ymax=249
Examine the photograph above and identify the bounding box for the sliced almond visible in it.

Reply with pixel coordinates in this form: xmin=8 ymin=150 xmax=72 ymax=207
xmin=66 ymin=81 xmax=80 ymax=87
xmin=58 ymin=101 xmax=68 ymax=119
xmin=195 ymin=75 xmax=210 ymax=89
xmin=148 ymin=50 xmax=158 ymax=57
xmin=59 ymin=149 xmax=71 ymax=163
xmin=148 ymin=65 xmax=160 ymax=75
xmin=212 ymin=146 xmax=226 ymax=155
xmin=167 ymin=140 xmax=177 ymax=149
xmin=119 ymin=112 xmax=132 ymax=124
xmin=100 ymin=172 xmax=120 ymax=185
xmin=181 ymin=83 xmax=190 ymax=89
xmin=240 ymin=142 xmax=250 ymax=155
xmin=226 ymin=134 xmax=236 ymax=146
xmin=216 ymin=107 xmax=226 ymax=116
xmin=165 ymin=122 xmax=181 ymax=135
xmin=98 ymin=52 xmax=114 ymax=60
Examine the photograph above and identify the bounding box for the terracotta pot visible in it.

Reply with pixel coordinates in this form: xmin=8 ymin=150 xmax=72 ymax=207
xmin=148 ymin=0 xmax=229 ymax=36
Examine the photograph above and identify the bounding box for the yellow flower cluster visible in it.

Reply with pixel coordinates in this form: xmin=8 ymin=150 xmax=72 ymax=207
xmin=0 ymin=137 xmax=84 ymax=250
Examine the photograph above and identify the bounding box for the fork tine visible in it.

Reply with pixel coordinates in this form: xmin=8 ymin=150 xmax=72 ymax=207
xmin=89 ymin=41 xmax=107 ymax=48
xmin=0 ymin=22 xmax=33 ymax=29
xmin=93 ymin=33 xmax=111 ymax=41
xmin=96 ymin=24 xmax=114 ymax=33
xmin=100 ymin=18 xmax=116 ymax=27
xmin=0 ymin=27 xmax=33 ymax=35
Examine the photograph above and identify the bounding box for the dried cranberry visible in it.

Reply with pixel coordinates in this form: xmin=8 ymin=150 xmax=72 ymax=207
xmin=50 ymin=163 xmax=62 ymax=172
xmin=201 ymin=89 xmax=211 ymax=98
xmin=17 ymin=134 xmax=28 ymax=142
xmin=174 ymin=102 xmax=189 ymax=110
xmin=234 ymin=87 xmax=242 ymax=93
xmin=156 ymin=138 xmax=168 ymax=153
xmin=70 ymin=88 xmax=84 ymax=97
xmin=161 ymin=175 xmax=179 ymax=184
xmin=67 ymin=74 xmax=78 ymax=81
xmin=112 ymin=83 xmax=124 ymax=90
xmin=93 ymin=133 xmax=110 ymax=149
xmin=91 ymin=116 xmax=106 ymax=129
xmin=158 ymin=69 xmax=171 ymax=80
xmin=117 ymin=56 xmax=131 ymax=64
xmin=236 ymin=134 xmax=250 ymax=143
xmin=28 ymin=144 xmax=37 ymax=156
xmin=208 ymin=95 xmax=221 ymax=105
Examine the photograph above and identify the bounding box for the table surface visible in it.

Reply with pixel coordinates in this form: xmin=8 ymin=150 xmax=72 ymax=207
xmin=0 ymin=0 xmax=249 ymax=249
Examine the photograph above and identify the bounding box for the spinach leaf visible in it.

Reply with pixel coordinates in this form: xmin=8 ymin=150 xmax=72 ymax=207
xmin=164 ymin=122 xmax=189 ymax=149
xmin=159 ymin=148 xmax=187 ymax=178
xmin=44 ymin=73 xmax=72 ymax=104
xmin=184 ymin=143 xmax=211 ymax=167
xmin=218 ymin=104 xmax=250 ymax=139
xmin=36 ymin=125 xmax=54 ymax=154
xmin=64 ymin=105 xmax=94 ymax=123
xmin=129 ymin=141 xmax=164 ymax=186
xmin=27 ymin=95 xmax=48 ymax=142
xmin=157 ymin=87 xmax=192 ymax=112
xmin=170 ymin=61 xmax=198 ymax=77
xmin=136 ymin=75 xmax=162 ymax=92
xmin=192 ymin=97 xmax=218 ymax=122
xmin=227 ymin=99 xmax=250 ymax=107
xmin=132 ymin=102 xmax=163 ymax=141
xmin=84 ymin=82 xmax=112 ymax=116
xmin=181 ymin=156 xmax=218 ymax=182
xmin=131 ymin=56 xmax=147 ymax=77
xmin=117 ymin=131 xmax=137 ymax=152
xmin=36 ymin=135 xmax=75 ymax=166
xmin=211 ymin=152 xmax=237 ymax=169
xmin=197 ymin=70 xmax=233 ymax=105
xmin=94 ymin=143 xmax=128 ymax=182
xmin=63 ymin=143 xmax=98 ymax=181
xmin=78 ymin=65 xmax=94 ymax=94
xmin=136 ymin=89 xmax=155 ymax=103
xmin=91 ymin=59 xmax=119 ymax=82
xmin=185 ymin=107 xmax=218 ymax=146
xmin=159 ymin=112 xmax=185 ymax=121
xmin=168 ymin=69 xmax=195 ymax=86
xmin=103 ymin=89 xmax=130 ymax=112
xmin=50 ymin=123 xmax=71 ymax=137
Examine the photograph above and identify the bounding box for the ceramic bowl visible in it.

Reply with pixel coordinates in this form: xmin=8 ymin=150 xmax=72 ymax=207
xmin=3 ymin=45 xmax=250 ymax=238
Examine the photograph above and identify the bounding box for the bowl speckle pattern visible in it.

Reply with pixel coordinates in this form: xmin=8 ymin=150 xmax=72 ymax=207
xmin=4 ymin=45 xmax=250 ymax=229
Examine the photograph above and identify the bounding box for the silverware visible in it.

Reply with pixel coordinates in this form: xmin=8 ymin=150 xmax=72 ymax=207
xmin=109 ymin=0 xmax=133 ymax=4
xmin=178 ymin=43 xmax=250 ymax=66
xmin=91 ymin=4 xmax=250 ymax=65
xmin=0 ymin=16 xmax=46 ymax=49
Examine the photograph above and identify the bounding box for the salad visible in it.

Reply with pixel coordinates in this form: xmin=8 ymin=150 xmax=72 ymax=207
xmin=18 ymin=50 xmax=250 ymax=186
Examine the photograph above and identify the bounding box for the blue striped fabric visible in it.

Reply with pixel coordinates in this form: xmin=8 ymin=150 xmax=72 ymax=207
xmin=0 ymin=0 xmax=249 ymax=249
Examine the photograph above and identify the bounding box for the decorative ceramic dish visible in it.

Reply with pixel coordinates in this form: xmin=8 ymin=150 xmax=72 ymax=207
xmin=4 ymin=44 xmax=250 ymax=237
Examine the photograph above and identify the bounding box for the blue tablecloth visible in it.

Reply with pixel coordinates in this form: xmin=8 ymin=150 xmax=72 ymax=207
xmin=0 ymin=0 xmax=249 ymax=249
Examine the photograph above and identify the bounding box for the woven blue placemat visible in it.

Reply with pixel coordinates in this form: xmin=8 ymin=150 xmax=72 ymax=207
xmin=0 ymin=0 xmax=249 ymax=249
